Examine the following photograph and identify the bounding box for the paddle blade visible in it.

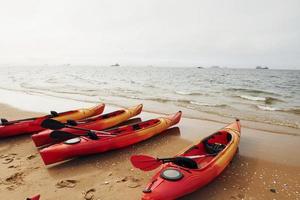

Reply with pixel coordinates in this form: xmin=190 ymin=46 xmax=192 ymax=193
xmin=26 ymin=194 xmax=40 ymax=200
xmin=130 ymin=155 xmax=162 ymax=171
xmin=49 ymin=130 xmax=75 ymax=140
xmin=41 ymin=119 xmax=65 ymax=130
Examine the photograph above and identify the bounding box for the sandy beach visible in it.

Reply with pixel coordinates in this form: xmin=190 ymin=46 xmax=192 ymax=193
xmin=0 ymin=102 xmax=299 ymax=200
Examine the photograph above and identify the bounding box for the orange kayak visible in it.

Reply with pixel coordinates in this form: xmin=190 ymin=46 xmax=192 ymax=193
xmin=32 ymin=104 xmax=143 ymax=147
xmin=0 ymin=103 xmax=105 ymax=138
xmin=141 ymin=120 xmax=241 ymax=200
xmin=39 ymin=111 xmax=182 ymax=165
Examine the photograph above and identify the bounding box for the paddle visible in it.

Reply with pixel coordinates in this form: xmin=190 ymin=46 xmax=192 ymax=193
xmin=131 ymin=154 xmax=216 ymax=171
xmin=41 ymin=119 xmax=115 ymax=140
xmin=0 ymin=111 xmax=59 ymax=126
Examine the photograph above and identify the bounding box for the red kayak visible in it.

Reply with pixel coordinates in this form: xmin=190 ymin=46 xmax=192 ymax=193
xmin=32 ymin=104 xmax=143 ymax=147
xmin=133 ymin=120 xmax=241 ymax=200
xmin=39 ymin=111 xmax=182 ymax=165
xmin=0 ymin=104 xmax=105 ymax=138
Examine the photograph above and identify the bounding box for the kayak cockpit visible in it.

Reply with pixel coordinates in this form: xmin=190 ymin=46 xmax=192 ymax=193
xmin=78 ymin=110 xmax=126 ymax=123
xmin=108 ymin=119 xmax=160 ymax=135
xmin=175 ymin=131 xmax=233 ymax=169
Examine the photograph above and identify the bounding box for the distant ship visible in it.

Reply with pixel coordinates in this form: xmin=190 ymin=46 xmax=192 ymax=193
xmin=111 ymin=63 xmax=120 ymax=67
xmin=256 ymin=66 xmax=269 ymax=69
xmin=197 ymin=66 xmax=204 ymax=69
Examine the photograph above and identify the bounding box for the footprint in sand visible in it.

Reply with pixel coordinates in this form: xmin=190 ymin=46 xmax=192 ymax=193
xmin=4 ymin=172 xmax=25 ymax=190
xmin=1 ymin=153 xmax=17 ymax=164
xmin=115 ymin=176 xmax=141 ymax=188
xmin=56 ymin=180 xmax=78 ymax=188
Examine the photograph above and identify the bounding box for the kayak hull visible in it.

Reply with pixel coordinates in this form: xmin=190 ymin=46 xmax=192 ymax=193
xmin=39 ymin=111 xmax=182 ymax=165
xmin=32 ymin=104 xmax=143 ymax=147
xmin=141 ymin=120 xmax=241 ymax=200
xmin=0 ymin=103 xmax=105 ymax=138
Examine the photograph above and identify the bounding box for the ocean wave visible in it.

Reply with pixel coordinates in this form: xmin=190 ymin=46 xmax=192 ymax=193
xmin=175 ymin=91 xmax=203 ymax=96
xmin=227 ymin=88 xmax=277 ymax=96
xmin=257 ymin=105 xmax=280 ymax=111
xmin=190 ymin=101 xmax=227 ymax=107
xmin=240 ymin=95 xmax=265 ymax=101
xmin=239 ymin=95 xmax=283 ymax=104
xmin=256 ymin=105 xmax=300 ymax=115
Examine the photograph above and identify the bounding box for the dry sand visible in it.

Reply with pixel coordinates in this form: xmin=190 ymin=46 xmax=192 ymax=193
xmin=0 ymin=103 xmax=299 ymax=200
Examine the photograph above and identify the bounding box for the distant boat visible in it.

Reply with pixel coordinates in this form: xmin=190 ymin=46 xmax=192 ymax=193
xmin=111 ymin=63 xmax=120 ymax=67
xmin=256 ymin=66 xmax=269 ymax=69
xmin=197 ymin=66 xmax=204 ymax=69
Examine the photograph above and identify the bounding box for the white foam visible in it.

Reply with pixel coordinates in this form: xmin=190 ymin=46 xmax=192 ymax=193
xmin=240 ymin=95 xmax=265 ymax=101
xmin=257 ymin=105 xmax=279 ymax=111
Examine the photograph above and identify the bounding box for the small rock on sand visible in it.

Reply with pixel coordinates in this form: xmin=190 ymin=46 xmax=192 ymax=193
xmin=27 ymin=154 xmax=36 ymax=160
xmin=56 ymin=180 xmax=77 ymax=188
xmin=270 ymin=188 xmax=277 ymax=193
xmin=83 ymin=188 xmax=95 ymax=200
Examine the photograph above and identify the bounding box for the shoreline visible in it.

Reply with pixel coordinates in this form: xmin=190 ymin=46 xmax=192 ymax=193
xmin=0 ymin=102 xmax=299 ymax=199
xmin=0 ymin=88 xmax=299 ymax=136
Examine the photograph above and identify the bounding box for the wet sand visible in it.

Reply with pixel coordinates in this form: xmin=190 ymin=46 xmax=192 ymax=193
xmin=0 ymin=103 xmax=299 ymax=200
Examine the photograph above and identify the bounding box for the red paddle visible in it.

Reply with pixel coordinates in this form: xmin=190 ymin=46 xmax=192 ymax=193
xmin=26 ymin=194 xmax=40 ymax=200
xmin=131 ymin=154 xmax=215 ymax=171
xmin=131 ymin=155 xmax=163 ymax=171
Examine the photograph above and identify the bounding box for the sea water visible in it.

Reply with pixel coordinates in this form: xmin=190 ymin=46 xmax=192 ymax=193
xmin=0 ymin=66 xmax=299 ymax=128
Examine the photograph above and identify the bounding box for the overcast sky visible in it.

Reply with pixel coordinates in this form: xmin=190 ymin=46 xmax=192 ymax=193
xmin=0 ymin=0 xmax=299 ymax=68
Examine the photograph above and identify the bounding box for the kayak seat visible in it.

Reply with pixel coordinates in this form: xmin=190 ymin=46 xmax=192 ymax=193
xmin=82 ymin=110 xmax=126 ymax=123
xmin=173 ymin=157 xmax=198 ymax=169
xmin=204 ymin=131 xmax=231 ymax=154
xmin=108 ymin=119 xmax=160 ymax=135
xmin=133 ymin=124 xmax=141 ymax=130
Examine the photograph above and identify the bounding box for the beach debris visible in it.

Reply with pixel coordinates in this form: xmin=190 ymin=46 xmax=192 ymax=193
xmin=270 ymin=188 xmax=277 ymax=193
xmin=56 ymin=180 xmax=77 ymax=188
xmin=104 ymin=181 xmax=109 ymax=185
xmin=107 ymin=172 xmax=113 ymax=176
xmin=116 ymin=176 xmax=128 ymax=183
xmin=27 ymin=154 xmax=36 ymax=160
xmin=83 ymin=188 xmax=95 ymax=200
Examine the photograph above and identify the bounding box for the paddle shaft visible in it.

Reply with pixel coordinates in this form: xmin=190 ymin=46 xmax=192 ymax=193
xmin=158 ymin=154 xmax=216 ymax=163
xmin=64 ymin=124 xmax=112 ymax=135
